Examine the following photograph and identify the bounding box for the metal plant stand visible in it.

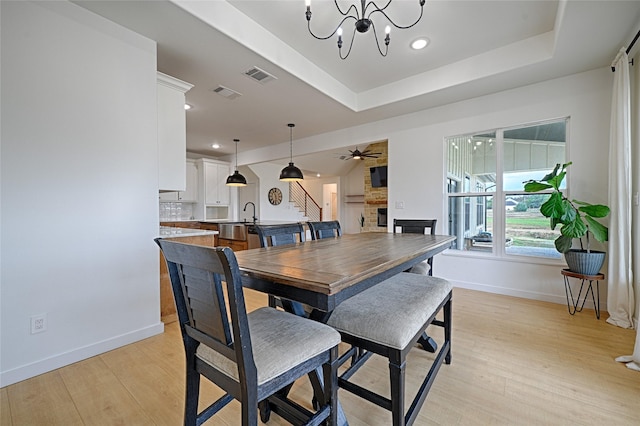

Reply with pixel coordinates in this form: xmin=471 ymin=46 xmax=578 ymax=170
xmin=561 ymin=269 xmax=604 ymax=319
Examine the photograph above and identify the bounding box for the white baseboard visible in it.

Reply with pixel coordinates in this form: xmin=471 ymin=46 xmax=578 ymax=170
xmin=0 ymin=322 xmax=164 ymax=387
xmin=450 ymin=279 xmax=607 ymax=312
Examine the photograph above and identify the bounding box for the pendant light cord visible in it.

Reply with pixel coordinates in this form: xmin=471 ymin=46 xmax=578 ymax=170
xmin=288 ymin=123 xmax=295 ymax=162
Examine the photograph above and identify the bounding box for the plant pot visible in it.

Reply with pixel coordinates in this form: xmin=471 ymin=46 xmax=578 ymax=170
xmin=564 ymin=249 xmax=606 ymax=276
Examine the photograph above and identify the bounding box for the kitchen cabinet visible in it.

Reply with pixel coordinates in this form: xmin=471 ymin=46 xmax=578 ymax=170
xmin=203 ymin=160 xmax=230 ymax=205
xmin=218 ymin=238 xmax=248 ymax=252
xmin=195 ymin=159 xmax=230 ymax=220
xmin=157 ymin=72 xmax=193 ymax=191
xmin=158 ymin=159 xmax=198 ymax=202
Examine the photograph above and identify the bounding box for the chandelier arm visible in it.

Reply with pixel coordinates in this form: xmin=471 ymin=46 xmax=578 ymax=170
xmin=367 ymin=1 xmax=425 ymax=29
xmin=369 ymin=21 xmax=389 ymax=57
xmin=339 ymin=26 xmax=358 ymax=60
xmin=363 ymin=0 xmax=392 ymax=16
xmin=334 ymin=0 xmax=361 ymax=18
xmin=308 ymin=15 xmax=357 ymax=40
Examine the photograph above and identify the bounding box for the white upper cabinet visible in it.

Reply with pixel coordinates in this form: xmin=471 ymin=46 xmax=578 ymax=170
xmin=157 ymin=72 xmax=193 ymax=191
xmin=202 ymin=160 xmax=230 ymax=205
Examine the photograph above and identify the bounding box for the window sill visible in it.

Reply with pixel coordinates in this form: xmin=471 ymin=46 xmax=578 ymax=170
xmin=442 ymin=248 xmax=567 ymax=267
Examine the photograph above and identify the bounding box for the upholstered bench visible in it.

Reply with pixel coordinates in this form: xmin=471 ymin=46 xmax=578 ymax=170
xmin=327 ymin=272 xmax=452 ymax=426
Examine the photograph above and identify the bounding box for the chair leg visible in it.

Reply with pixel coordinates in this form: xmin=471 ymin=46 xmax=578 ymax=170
xmin=241 ymin=392 xmax=258 ymax=426
xmin=184 ymin=355 xmax=200 ymax=425
xmin=320 ymin=347 xmax=339 ymax=425
xmin=444 ymin=297 xmax=452 ymax=364
xmin=389 ymin=356 xmax=406 ymax=426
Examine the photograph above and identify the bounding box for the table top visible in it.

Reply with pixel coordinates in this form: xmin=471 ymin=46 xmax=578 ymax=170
xmin=234 ymin=232 xmax=455 ymax=311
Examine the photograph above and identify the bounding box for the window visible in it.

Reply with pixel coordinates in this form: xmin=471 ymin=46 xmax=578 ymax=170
xmin=446 ymin=119 xmax=567 ymax=259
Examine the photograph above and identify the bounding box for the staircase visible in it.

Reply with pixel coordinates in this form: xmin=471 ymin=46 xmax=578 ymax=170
xmin=289 ymin=182 xmax=322 ymax=222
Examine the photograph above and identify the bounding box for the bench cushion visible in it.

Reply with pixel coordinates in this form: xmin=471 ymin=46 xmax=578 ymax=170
xmin=196 ymin=307 xmax=340 ymax=385
xmin=327 ymin=273 xmax=451 ymax=350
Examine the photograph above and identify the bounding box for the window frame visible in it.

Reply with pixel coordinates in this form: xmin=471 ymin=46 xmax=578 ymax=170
xmin=444 ymin=118 xmax=569 ymax=264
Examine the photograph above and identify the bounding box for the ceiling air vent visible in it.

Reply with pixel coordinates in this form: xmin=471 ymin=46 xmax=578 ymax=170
xmin=244 ymin=66 xmax=277 ymax=84
xmin=211 ymin=85 xmax=242 ymax=100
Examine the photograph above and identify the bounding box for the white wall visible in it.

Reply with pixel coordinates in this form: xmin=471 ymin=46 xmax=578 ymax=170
xmin=393 ymin=69 xmax=612 ymax=305
xmin=0 ymin=1 xmax=162 ymax=386
xmin=247 ymin=162 xmax=306 ymax=221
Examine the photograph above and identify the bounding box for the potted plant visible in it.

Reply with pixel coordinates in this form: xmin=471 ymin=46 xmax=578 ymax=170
xmin=523 ymin=162 xmax=610 ymax=275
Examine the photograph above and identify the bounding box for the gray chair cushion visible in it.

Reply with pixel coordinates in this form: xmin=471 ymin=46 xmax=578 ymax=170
xmin=196 ymin=307 xmax=340 ymax=385
xmin=327 ymin=273 xmax=452 ymax=350
xmin=409 ymin=260 xmax=430 ymax=275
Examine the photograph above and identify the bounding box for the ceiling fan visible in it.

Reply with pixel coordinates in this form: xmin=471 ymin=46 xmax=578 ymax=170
xmin=338 ymin=147 xmax=382 ymax=160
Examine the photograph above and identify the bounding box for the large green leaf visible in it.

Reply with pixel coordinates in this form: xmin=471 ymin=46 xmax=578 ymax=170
xmin=585 ymin=216 xmax=609 ymax=242
xmin=540 ymin=192 xmax=564 ymax=218
xmin=547 ymin=171 xmax=566 ymax=191
xmin=541 ymin=163 xmax=561 ymax=182
xmin=578 ymin=204 xmax=610 ymax=218
xmin=560 ymin=200 xmax=576 ymax=223
xmin=524 ymin=181 xmax=552 ymax=192
xmin=561 ymin=216 xmax=587 ymax=238
xmin=555 ymin=235 xmax=573 ymax=253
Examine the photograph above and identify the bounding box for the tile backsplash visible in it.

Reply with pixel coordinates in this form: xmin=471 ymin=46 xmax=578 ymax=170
xmin=159 ymin=202 xmax=194 ymax=221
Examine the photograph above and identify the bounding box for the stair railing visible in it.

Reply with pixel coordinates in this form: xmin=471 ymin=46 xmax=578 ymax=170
xmin=289 ymin=182 xmax=322 ymax=222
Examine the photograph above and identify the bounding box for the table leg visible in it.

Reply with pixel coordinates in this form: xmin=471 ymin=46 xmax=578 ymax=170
xmin=309 ymin=367 xmax=349 ymax=426
xmin=417 ymin=333 xmax=437 ymax=352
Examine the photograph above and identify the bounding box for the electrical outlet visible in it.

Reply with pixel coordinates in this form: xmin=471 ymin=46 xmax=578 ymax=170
xmin=30 ymin=314 xmax=47 ymax=334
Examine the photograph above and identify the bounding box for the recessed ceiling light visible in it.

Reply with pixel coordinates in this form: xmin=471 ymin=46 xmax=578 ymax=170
xmin=316 ymin=173 xmax=321 ymax=178
xmin=410 ymin=38 xmax=429 ymax=50
xmin=211 ymin=143 xmax=220 ymax=149
xmin=184 ymin=103 xmax=192 ymax=110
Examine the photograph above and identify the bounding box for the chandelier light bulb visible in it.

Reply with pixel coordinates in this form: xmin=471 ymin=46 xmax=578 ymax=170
xmin=385 ymin=25 xmax=391 ymax=35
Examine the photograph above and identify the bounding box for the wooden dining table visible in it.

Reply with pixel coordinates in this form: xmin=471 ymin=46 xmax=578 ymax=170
xmin=234 ymin=231 xmax=455 ymax=425
xmin=234 ymin=232 xmax=456 ymax=316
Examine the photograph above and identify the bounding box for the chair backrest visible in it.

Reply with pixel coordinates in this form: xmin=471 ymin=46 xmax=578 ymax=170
xmin=393 ymin=219 xmax=437 ymax=235
xmin=307 ymin=221 xmax=342 ymax=240
xmin=254 ymin=223 xmax=306 ymax=247
xmin=154 ymin=238 xmax=256 ymax=382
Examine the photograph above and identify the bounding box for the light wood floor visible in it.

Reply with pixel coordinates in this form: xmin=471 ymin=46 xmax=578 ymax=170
xmin=2 ymin=288 xmax=638 ymax=425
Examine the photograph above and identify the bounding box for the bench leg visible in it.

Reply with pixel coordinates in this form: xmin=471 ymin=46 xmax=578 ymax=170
xmin=389 ymin=358 xmax=406 ymax=426
xmin=444 ymin=298 xmax=452 ymax=364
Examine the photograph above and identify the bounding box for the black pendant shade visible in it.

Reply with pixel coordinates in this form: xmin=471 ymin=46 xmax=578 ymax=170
xmin=280 ymin=123 xmax=303 ymax=181
xmin=279 ymin=162 xmax=304 ymax=181
xmin=226 ymin=169 xmax=247 ymax=186
xmin=226 ymin=138 xmax=247 ymax=187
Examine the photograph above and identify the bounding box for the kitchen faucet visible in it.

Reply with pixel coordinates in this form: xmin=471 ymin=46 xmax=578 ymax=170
xmin=243 ymin=201 xmax=257 ymax=223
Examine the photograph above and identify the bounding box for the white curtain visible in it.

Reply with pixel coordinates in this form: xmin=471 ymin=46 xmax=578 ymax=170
xmin=610 ymin=48 xmax=639 ymax=371
xmin=607 ymin=48 xmax=635 ymax=329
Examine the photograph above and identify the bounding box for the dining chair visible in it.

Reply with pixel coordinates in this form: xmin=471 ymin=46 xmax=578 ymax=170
xmin=254 ymin=223 xmax=307 ymax=316
xmin=155 ymin=238 xmax=340 ymax=426
xmin=307 ymin=220 xmax=342 ymax=240
xmin=393 ymin=219 xmax=437 ymax=276
xmin=254 ymin=223 xmax=306 ymax=247
xmin=327 ymin=272 xmax=452 ymax=426
xmin=393 ymin=219 xmax=440 ymax=353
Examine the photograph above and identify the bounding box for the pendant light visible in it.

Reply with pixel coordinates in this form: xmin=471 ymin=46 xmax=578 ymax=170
xmin=226 ymin=138 xmax=247 ymax=186
xmin=279 ymin=123 xmax=304 ymax=181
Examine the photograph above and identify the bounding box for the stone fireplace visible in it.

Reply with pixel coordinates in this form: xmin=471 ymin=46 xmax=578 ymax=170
xmin=362 ymin=140 xmax=388 ymax=232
